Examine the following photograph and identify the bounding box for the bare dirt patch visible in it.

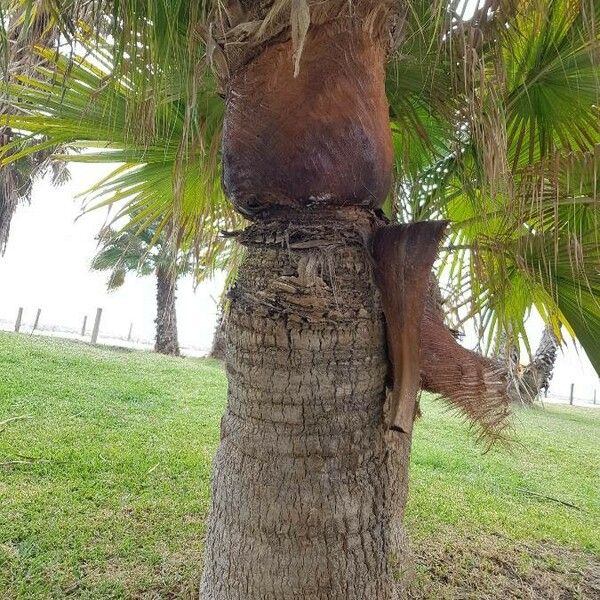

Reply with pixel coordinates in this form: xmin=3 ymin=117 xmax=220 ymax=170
xmin=406 ymin=532 xmax=600 ymax=599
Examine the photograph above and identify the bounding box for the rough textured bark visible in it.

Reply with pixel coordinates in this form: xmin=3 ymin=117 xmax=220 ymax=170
xmin=155 ymin=265 xmax=180 ymax=356
xmin=523 ymin=326 xmax=559 ymax=397
xmin=201 ymin=210 xmax=411 ymax=600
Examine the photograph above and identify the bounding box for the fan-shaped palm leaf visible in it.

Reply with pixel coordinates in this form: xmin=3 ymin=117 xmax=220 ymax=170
xmin=2 ymin=0 xmax=599 ymax=374
xmin=0 ymin=31 xmax=239 ymax=279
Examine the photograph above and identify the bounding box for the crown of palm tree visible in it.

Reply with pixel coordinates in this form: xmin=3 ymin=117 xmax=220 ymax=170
xmin=91 ymin=216 xmax=197 ymax=289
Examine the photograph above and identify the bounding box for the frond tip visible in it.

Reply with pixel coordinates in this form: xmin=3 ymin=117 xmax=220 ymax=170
xmin=420 ymin=281 xmax=512 ymax=445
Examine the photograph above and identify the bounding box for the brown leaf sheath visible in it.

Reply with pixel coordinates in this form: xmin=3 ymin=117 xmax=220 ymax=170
xmin=222 ymin=23 xmax=393 ymax=217
xmin=372 ymin=221 xmax=448 ymax=434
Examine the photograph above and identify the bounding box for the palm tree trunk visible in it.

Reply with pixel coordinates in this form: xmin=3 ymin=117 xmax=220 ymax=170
xmin=508 ymin=326 xmax=559 ymax=405
xmin=209 ymin=307 xmax=227 ymax=361
xmin=201 ymin=211 xmax=411 ymax=600
xmin=155 ymin=265 xmax=180 ymax=356
xmin=203 ymin=13 xmax=414 ymax=600
xmin=202 ymin=8 xmax=511 ymax=594
xmin=528 ymin=326 xmax=559 ymax=395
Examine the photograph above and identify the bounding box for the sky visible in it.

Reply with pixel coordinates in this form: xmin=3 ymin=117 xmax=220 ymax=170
xmin=0 ymin=164 xmax=597 ymax=403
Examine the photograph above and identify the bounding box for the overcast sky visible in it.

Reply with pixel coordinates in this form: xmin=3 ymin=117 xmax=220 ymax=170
xmin=0 ymin=164 xmax=597 ymax=402
xmin=0 ymin=164 xmax=224 ymax=355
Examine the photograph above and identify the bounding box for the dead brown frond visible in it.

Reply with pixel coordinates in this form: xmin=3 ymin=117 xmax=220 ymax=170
xmin=209 ymin=0 xmax=402 ymax=80
xmin=420 ymin=279 xmax=512 ymax=445
xmin=372 ymin=221 xmax=448 ymax=434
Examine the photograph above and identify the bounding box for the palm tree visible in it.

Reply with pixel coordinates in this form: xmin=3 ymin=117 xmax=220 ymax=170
xmin=0 ymin=1 xmax=68 ymax=253
xmin=203 ymin=3 xmax=599 ymax=596
xmin=0 ymin=127 xmax=69 ymax=253
xmin=525 ymin=327 xmax=560 ymax=399
xmin=2 ymin=2 xmax=600 ymax=598
xmin=91 ymin=220 xmax=195 ymax=356
xmin=504 ymin=326 xmax=559 ymax=404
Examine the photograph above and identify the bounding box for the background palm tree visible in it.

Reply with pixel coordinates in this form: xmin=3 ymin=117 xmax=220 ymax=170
xmin=501 ymin=325 xmax=560 ymax=404
xmin=0 ymin=127 xmax=69 ymax=253
xmin=0 ymin=1 xmax=69 ymax=253
xmin=515 ymin=326 xmax=560 ymax=403
xmin=91 ymin=219 xmax=195 ymax=356
xmin=1 ymin=1 xmax=600 ymax=598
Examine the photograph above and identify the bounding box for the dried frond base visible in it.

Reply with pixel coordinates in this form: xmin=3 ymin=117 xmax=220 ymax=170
xmin=210 ymin=0 xmax=405 ymax=78
xmin=372 ymin=222 xmax=448 ymax=434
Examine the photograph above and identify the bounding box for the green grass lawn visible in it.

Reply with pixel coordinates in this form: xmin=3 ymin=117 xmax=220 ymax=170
xmin=0 ymin=332 xmax=599 ymax=599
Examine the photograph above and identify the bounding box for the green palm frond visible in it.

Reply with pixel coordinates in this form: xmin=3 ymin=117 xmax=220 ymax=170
xmin=0 ymin=28 xmax=239 ymax=279
xmin=386 ymin=0 xmax=600 ymax=372
xmin=2 ymin=0 xmax=599 ymax=374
